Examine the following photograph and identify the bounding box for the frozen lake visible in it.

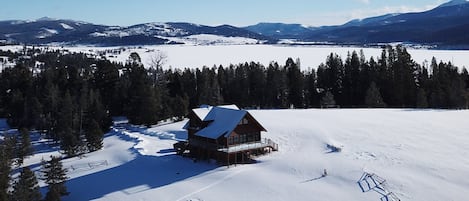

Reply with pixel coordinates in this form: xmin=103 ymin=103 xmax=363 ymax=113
xmin=101 ymin=45 xmax=469 ymax=70
xmin=3 ymin=44 xmax=469 ymax=70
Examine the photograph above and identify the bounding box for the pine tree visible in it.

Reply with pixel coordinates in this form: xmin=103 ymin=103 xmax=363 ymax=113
xmin=0 ymin=138 xmax=14 ymax=201
xmin=11 ymin=166 xmax=42 ymax=201
xmin=42 ymin=156 xmax=68 ymax=201
xmin=416 ymin=88 xmax=429 ymax=108
xmin=365 ymin=82 xmax=386 ymax=108
xmin=125 ymin=58 xmax=161 ymax=126
xmin=320 ymin=91 xmax=336 ymax=108
xmin=17 ymin=128 xmax=34 ymax=165
xmin=305 ymin=69 xmax=319 ymax=107
xmin=286 ymin=58 xmax=304 ymax=108
xmin=85 ymin=120 xmax=103 ymax=152
xmin=56 ymin=91 xmax=79 ymax=156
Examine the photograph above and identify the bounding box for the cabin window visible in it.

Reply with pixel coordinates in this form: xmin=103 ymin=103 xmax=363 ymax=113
xmin=228 ymin=132 xmax=260 ymax=145
xmin=239 ymin=118 xmax=249 ymax=125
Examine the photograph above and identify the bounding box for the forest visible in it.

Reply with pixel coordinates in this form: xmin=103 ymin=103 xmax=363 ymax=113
xmin=0 ymin=45 xmax=468 ymax=155
xmin=0 ymin=45 xmax=468 ymax=200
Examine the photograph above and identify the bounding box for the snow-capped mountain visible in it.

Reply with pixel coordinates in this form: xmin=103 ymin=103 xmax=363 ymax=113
xmin=1 ymin=0 xmax=469 ymax=48
xmin=244 ymin=23 xmax=315 ymax=39
xmin=0 ymin=18 xmax=273 ymax=46
xmin=245 ymin=0 xmax=469 ymax=48
xmin=305 ymin=0 xmax=469 ymax=48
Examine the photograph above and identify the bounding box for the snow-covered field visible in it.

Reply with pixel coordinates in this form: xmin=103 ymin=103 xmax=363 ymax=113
xmin=2 ymin=45 xmax=469 ymax=70
xmin=20 ymin=109 xmax=469 ymax=201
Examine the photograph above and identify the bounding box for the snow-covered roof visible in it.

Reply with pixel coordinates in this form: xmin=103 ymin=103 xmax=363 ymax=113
xmin=192 ymin=104 xmax=239 ymax=120
xmin=195 ymin=106 xmax=246 ymax=139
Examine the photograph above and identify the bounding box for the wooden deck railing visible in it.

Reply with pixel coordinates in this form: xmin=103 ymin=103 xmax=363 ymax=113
xmin=189 ymin=138 xmax=278 ymax=153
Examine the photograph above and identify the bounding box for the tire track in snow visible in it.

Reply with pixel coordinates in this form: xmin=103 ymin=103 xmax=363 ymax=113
xmin=174 ymin=168 xmax=247 ymax=201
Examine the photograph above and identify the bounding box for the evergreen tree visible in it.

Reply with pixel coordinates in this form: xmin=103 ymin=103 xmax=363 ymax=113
xmin=0 ymin=137 xmax=14 ymax=201
xmin=17 ymin=128 xmax=34 ymax=165
xmin=84 ymin=120 xmax=103 ymax=152
xmin=365 ymin=82 xmax=386 ymax=108
xmin=171 ymin=95 xmax=189 ymax=121
xmin=125 ymin=55 xmax=161 ymax=126
xmin=248 ymin=62 xmax=266 ymax=107
xmin=286 ymin=58 xmax=304 ymax=108
xmin=343 ymin=51 xmax=361 ymax=106
xmin=42 ymin=156 xmax=68 ymax=201
xmin=94 ymin=60 xmax=120 ymax=116
xmin=56 ymin=91 xmax=78 ymax=156
xmin=320 ymin=91 xmax=336 ymax=108
xmin=305 ymin=69 xmax=319 ymax=107
xmin=318 ymin=53 xmax=344 ymax=100
xmin=11 ymin=166 xmax=42 ymax=201
xmin=416 ymin=88 xmax=429 ymax=108
xmin=265 ymin=62 xmax=288 ymax=108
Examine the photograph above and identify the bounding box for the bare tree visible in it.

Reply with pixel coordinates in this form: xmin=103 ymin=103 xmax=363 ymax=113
xmin=148 ymin=50 xmax=168 ymax=70
xmin=147 ymin=50 xmax=168 ymax=86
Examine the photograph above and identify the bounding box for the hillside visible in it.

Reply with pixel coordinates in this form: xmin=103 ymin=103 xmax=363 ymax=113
xmin=304 ymin=0 xmax=469 ymax=48
xmin=0 ymin=19 xmax=273 ymax=46
xmin=245 ymin=0 xmax=469 ymax=48
xmin=2 ymin=1 xmax=469 ymax=48
xmin=19 ymin=109 xmax=469 ymax=201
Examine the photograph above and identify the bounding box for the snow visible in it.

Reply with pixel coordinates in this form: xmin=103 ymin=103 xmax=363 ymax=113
xmin=31 ymin=45 xmax=469 ymax=70
xmin=2 ymin=44 xmax=469 ymax=70
xmin=36 ymin=28 xmax=59 ymax=39
xmin=43 ymin=28 xmax=59 ymax=34
xmin=18 ymin=109 xmax=469 ymax=201
xmin=161 ymin=34 xmax=261 ymax=45
xmin=192 ymin=105 xmax=239 ymax=120
xmin=192 ymin=107 xmax=211 ymax=120
xmin=195 ymin=107 xmax=246 ymax=139
xmin=60 ymin=23 xmax=75 ymax=30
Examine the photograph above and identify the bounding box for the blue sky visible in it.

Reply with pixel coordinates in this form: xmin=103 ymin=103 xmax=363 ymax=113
xmin=1 ymin=0 xmax=446 ymax=26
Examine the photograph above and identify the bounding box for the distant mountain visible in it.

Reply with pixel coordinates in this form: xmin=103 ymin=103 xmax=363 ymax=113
xmin=244 ymin=23 xmax=314 ymax=39
xmin=0 ymin=18 xmax=274 ymax=46
xmin=302 ymin=0 xmax=469 ymax=48
xmin=1 ymin=0 xmax=469 ymax=48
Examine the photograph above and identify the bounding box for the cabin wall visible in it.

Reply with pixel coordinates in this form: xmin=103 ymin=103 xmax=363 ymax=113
xmin=228 ymin=130 xmax=261 ymax=146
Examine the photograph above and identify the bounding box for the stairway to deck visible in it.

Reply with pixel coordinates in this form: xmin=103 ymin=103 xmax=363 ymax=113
xmin=265 ymin=138 xmax=278 ymax=151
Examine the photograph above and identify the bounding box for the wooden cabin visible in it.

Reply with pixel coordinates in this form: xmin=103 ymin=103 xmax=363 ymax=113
xmin=182 ymin=105 xmax=278 ymax=165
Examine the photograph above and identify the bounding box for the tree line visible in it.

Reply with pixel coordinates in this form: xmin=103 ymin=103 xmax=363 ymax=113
xmin=0 ymin=134 xmax=68 ymax=201
xmin=1 ymin=46 xmax=468 ymax=150
xmin=0 ymin=45 xmax=468 ymax=200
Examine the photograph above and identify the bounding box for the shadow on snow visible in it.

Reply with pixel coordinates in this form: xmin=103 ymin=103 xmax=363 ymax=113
xmin=56 ymin=128 xmax=218 ymax=200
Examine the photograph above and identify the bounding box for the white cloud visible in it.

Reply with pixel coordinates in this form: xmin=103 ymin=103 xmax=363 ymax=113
xmin=357 ymin=0 xmax=370 ymax=4
xmin=337 ymin=1 xmax=444 ymax=23
xmin=288 ymin=1 xmax=447 ymax=27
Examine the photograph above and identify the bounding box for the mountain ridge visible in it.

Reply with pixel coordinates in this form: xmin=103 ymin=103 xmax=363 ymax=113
xmin=1 ymin=0 xmax=469 ymax=48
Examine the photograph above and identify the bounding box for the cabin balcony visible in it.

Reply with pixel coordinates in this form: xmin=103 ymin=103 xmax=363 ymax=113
xmin=219 ymin=138 xmax=278 ymax=153
xmin=189 ymin=138 xmax=278 ymax=153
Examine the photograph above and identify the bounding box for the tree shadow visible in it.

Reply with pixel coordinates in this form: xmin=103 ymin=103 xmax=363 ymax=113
xmin=300 ymin=175 xmax=325 ymax=183
xmin=46 ymin=128 xmax=217 ymax=200
xmin=166 ymin=130 xmax=188 ymax=140
xmin=52 ymin=153 xmax=218 ymax=200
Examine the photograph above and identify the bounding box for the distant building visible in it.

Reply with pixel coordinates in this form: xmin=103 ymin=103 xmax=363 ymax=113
xmin=112 ymin=116 xmax=129 ymax=127
xmin=181 ymin=105 xmax=278 ymax=165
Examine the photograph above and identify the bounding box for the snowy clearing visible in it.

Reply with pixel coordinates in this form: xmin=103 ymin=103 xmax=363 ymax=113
xmin=2 ymin=45 xmax=469 ymax=70
xmin=20 ymin=109 xmax=469 ymax=201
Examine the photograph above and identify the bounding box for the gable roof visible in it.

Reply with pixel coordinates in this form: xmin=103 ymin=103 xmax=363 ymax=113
xmin=195 ymin=106 xmax=247 ymax=139
xmin=192 ymin=105 xmax=239 ymax=120
xmin=183 ymin=105 xmax=240 ymax=130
